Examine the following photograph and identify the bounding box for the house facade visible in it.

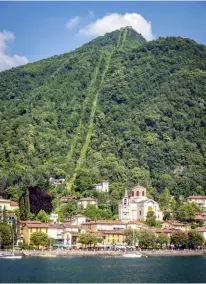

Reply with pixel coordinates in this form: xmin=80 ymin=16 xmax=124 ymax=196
xmin=81 ymin=220 xmax=126 ymax=232
xmin=95 ymin=181 xmax=109 ymax=193
xmin=162 ymin=221 xmax=191 ymax=232
xmin=0 ymin=198 xmax=19 ymax=211
xmin=77 ymin=197 xmax=98 ymax=210
xmin=118 ymin=185 xmax=163 ymax=222
xmin=0 ymin=213 xmax=17 ymax=225
xmin=187 ymin=196 xmax=206 ymax=209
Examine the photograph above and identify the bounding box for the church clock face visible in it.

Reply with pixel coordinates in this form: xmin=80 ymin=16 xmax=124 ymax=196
xmin=147 ymin=206 xmax=153 ymax=212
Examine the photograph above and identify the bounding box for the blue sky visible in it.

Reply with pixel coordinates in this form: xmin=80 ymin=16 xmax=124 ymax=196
xmin=0 ymin=1 xmax=206 ymax=70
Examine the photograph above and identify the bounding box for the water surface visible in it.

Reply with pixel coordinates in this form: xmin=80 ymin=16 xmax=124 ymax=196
xmin=0 ymin=256 xmax=206 ymax=283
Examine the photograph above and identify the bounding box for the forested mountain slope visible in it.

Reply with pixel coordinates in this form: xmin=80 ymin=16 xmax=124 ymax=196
xmin=0 ymin=27 xmax=205 ymax=200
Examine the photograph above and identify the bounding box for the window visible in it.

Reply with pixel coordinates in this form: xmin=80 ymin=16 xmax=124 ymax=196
xmin=124 ymin=199 xmax=127 ymax=205
xmin=139 ymin=210 xmax=141 ymax=215
xmin=136 ymin=191 xmax=139 ymax=196
xmin=142 ymin=191 xmax=145 ymax=196
xmin=132 ymin=191 xmax=134 ymax=197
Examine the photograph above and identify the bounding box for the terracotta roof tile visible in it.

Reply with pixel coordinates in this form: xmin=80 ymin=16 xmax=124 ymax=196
xmin=187 ymin=196 xmax=206 ymax=200
xmin=81 ymin=220 xmax=124 ymax=225
xmin=10 ymin=201 xmax=19 ymax=206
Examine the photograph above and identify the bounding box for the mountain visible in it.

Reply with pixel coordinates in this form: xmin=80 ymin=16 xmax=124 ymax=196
xmin=0 ymin=27 xmax=205 ymax=202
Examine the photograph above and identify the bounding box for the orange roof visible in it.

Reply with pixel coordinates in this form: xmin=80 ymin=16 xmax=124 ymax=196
xmin=20 ymin=220 xmax=41 ymax=224
xmin=26 ymin=223 xmax=63 ymax=229
xmin=98 ymin=230 xmax=124 ymax=235
xmin=197 ymin=227 xmax=206 ymax=232
xmin=164 ymin=220 xmax=188 ymax=226
xmin=26 ymin=223 xmax=50 ymax=228
xmin=63 ymin=222 xmax=80 ymax=228
xmin=188 ymin=196 xmax=206 ymax=200
xmin=82 ymin=220 xmax=124 ymax=225
xmin=10 ymin=201 xmax=19 ymax=206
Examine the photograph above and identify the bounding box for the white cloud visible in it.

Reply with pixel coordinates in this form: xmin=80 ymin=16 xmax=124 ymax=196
xmin=79 ymin=13 xmax=154 ymax=41
xmin=0 ymin=30 xmax=28 ymax=71
xmin=66 ymin=16 xmax=80 ymax=30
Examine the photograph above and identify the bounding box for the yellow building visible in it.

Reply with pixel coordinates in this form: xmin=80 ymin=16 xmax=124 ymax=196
xmin=162 ymin=220 xmax=191 ymax=232
xmin=99 ymin=230 xmax=125 ymax=245
xmin=20 ymin=221 xmax=50 ymax=243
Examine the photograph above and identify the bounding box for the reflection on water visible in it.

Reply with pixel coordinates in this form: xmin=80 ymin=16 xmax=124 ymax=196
xmin=0 ymin=256 xmax=206 ymax=283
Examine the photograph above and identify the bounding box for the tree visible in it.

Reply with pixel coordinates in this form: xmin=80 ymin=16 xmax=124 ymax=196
xmin=29 ymin=186 xmax=53 ymax=215
xmin=171 ymin=231 xmax=188 ymax=248
xmin=146 ymin=211 xmax=156 ymax=227
xmin=0 ymin=224 xmax=12 ymax=248
xmin=78 ymin=233 xmax=102 ymax=248
xmin=137 ymin=230 xmax=156 ymax=249
xmin=3 ymin=206 xmax=8 ymax=225
xmin=124 ymin=229 xmax=139 ymax=246
xmin=158 ymin=188 xmax=171 ymax=210
xmin=24 ymin=188 xmax=30 ymax=218
xmin=188 ymin=230 xmax=204 ymax=249
xmin=157 ymin=233 xmax=169 ymax=248
xmin=30 ymin=231 xmax=49 ymax=249
xmin=36 ymin=210 xmax=50 ymax=223
xmin=12 ymin=219 xmax=17 ymax=244
xmin=19 ymin=188 xmax=31 ymax=220
xmin=61 ymin=200 xmax=78 ymax=220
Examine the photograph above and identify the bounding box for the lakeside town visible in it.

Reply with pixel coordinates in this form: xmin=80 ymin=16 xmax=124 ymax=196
xmin=0 ymin=182 xmax=206 ymax=255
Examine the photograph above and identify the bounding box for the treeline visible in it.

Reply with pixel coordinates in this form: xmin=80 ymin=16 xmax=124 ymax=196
xmin=0 ymin=28 xmax=205 ymax=206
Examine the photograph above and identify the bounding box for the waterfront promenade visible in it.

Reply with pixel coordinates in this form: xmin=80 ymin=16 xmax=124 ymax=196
xmin=3 ymin=248 xmax=204 ymax=257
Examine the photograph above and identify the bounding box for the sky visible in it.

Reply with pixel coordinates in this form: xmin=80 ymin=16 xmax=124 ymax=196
xmin=0 ymin=1 xmax=206 ymax=71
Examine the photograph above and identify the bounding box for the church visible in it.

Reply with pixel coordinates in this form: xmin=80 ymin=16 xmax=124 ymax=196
xmin=118 ymin=185 xmax=163 ymax=222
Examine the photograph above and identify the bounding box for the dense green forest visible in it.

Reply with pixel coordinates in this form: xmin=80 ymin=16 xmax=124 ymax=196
xmin=0 ymin=27 xmax=205 ymax=208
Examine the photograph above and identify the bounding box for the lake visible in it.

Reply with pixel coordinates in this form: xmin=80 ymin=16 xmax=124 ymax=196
xmin=0 ymin=256 xmax=206 ymax=283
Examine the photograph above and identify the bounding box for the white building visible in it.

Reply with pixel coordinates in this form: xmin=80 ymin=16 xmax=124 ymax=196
xmin=187 ymin=196 xmax=206 ymax=209
xmin=48 ymin=224 xmax=64 ymax=239
xmin=72 ymin=215 xmax=87 ymax=226
xmin=118 ymin=185 xmax=163 ymax=222
xmin=0 ymin=198 xmax=19 ymax=211
xmin=95 ymin=181 xmax=109 ymax=193
xmin=49 ymin=213 xmax=58 ymax=223
xmin=77 ymin=197 xmax=98 ymax=210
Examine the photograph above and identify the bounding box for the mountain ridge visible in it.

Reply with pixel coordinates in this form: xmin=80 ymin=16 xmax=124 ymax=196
xmin=0 ymin=28 xmax=205 ymax=204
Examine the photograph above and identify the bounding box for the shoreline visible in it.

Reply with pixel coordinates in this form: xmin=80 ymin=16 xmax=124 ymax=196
xmin=7 ymin=249 xmax=206 ymax=257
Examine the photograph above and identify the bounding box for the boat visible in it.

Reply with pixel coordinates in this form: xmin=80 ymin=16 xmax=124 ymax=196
xmin=39 ymin=238 xmax=56 ymax=258
xmin=0 ymin=231 xmax=22 ymax=259
xmin=122 ymin=253 xmax=142 ymax=258
xmin=39 ymin=254 xmax=56 ymax=258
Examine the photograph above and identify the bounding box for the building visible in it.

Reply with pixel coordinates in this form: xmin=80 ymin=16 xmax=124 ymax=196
xmin=0 ymin=213 xmax=17 ymax=225
xmin=126 ymin=221 xmax=149 ymax=230
xmin=49 ymin=177 xmax=66 ymax=185
xmin=49 ymin=213 xmax=58 ymax=223
xmin=20 ymin=222 xmax=50 ymax=243
xmin=72 ymin=214 xmax=87 ymax=226
xmin=187 ymin=196 xmax=206 ymax=209
xmin=118 ymin=185 xmax=163 ymax=222
xmin=60 ymin=195 xmax=76 ymax=206
xmin=99 ymin=230 xmax=125 ymax=246
xmin=151 ymin=228 xmax=173 ymax=238
xmin=162 ymin=220 xmax=191 ymax=232
xmin=194 ymin=212 xmax=206 ymax=225
xmin=0 ymin=198 xmax=19 ymax=211
xmin=77 ymin=197 xmax=98 ymax=210
xmin=81 ymin=220 xmax=126 ymax=232
xmin=197 ymin=227 xmax=206 ymax=240
xmin=95 ymin=181 xmax=109 ymax=193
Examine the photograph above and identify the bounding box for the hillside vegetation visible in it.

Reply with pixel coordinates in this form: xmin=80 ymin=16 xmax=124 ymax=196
xmin=0 ymin=27 xmax=205 ymax=204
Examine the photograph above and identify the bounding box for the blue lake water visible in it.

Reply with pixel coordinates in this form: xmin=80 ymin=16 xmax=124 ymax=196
xmin=0 ymin=256 xmax=206 ymax=283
